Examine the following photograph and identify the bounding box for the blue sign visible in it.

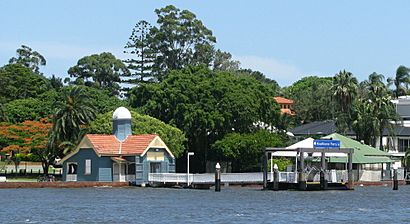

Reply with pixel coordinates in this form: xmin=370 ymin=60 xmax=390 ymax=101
xmin=313 ymin=140 xmax=341 ymax=149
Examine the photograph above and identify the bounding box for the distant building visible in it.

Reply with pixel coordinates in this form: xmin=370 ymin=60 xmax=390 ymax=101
xmin=59 ymin=107 xmax=175 ymax=183
xmin=274 ymin=96 xmax=296 ymax=116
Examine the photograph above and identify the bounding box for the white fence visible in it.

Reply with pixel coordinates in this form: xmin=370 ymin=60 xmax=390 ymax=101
xmin=148 ymin=169 xmax=405 ymax=184
xmin=149 ymin=173 xmax=263 ymax=184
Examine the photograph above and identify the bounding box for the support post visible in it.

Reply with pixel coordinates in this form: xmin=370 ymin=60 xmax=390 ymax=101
xmin=187 ymin=152 xmax=194 ymax=187
xmin=320 ymin=150 xmax=327 ymax=190
xmin=347 ymin=149 xmax=353 ymax=189
xmin=273 ymin=164 xmax=279 ymax=191
xmin=393 ymin=167 xmax=398 ymax=190
xmin=215 ymin=163 xmax=221 ymax=192
xmin=270 ymin=152 xmax=273 ymax=182
xmin=298 ymin=149 xmax=306 ymax=190
xmin=263 ymin=151 xmax=268 ymax=190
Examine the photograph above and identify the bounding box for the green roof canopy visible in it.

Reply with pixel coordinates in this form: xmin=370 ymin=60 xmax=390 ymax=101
xmin=323 ymin=133 xmax=393 ymax=164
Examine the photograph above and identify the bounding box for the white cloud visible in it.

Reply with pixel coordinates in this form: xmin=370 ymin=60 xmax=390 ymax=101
xmin=235 ymin=55 xmax=303 ymax=86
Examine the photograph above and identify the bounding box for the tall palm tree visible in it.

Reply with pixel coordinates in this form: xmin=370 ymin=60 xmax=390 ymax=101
xmin=52 ymin=86 xmax=96 ymax=143
xmin=357 ymin=73 xmax=398 ymax=150
xmin=387 ymin=65 xmax=410 ymax=98
xmin=331 ymin=70 xmax=358 ymax=133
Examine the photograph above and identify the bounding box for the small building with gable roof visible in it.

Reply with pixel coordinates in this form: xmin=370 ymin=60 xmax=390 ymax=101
xmin=59 ymin=107 xmax=175 ymax=183
xmin=274 ymin=96 xmax=296 ymax=116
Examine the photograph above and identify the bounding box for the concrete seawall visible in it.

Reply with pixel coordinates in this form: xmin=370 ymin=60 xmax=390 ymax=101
xmin=0 ymin=182 xmax=130 ymax=189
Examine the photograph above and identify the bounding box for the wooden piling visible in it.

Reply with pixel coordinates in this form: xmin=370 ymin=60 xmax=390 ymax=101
xmin=393 ymin=169 xmax=398 ymax=190
xmin=298 ymin=149 xmax=306 ymax=190
xmin=215 ymin=163 xmax=221 ymax=192
xmin=320 ymin=151 xmax=327 ymax=190
xmin=347 ymin=149 xmax=353 ymax=189
xmin=273 ymin=164 xmax=279 ymax=191
xmin=263 ymin=152 xmax=268 ymax=190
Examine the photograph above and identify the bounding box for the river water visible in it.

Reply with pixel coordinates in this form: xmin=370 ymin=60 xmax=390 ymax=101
xmin=0 ymin=185 xmax=409 ymax=223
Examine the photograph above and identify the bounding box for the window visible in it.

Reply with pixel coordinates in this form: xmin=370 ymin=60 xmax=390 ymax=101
xmin=68 ymin=163 xmax=77 ymax=174
xmin=85 ymin=159 xmax=91 ymax=175
xmin=398 ymin=139 xmax=410 ymax=152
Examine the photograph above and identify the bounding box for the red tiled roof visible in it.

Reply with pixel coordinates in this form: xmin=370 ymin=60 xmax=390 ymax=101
xmin=86 ymin=134 xmax=158 ymax=155
xmin=274 ymin=96 xmax=294 ymax=104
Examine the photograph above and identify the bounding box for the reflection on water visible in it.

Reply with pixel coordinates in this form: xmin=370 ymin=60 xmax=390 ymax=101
xmin=0 ymin=186 xmax=409 ymax=223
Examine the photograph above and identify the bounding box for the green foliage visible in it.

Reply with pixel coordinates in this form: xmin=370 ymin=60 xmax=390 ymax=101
xmin=212 ymin=50 xmax=240 ymax=72
xmin=88 ymin=110 xmax=186 ymax=158
xmin=283 ymin=76 xmax=333 ymax=123
xmin=143 ymin=5 xmax=216 ymax=81
xmin=212 ymin=130 xmax=287 ymax=172
xmin=4 ymin=98 xmax=52 ymax=123
xmin=49 ymin=75 xmax=63 ymax=91
xmin=268 ymin=158 xmax=293 ymax=171
xmin=52 ymin=86 xmax=97 ymax=143
xmin=79 ymin=86 xmax=127 ymax=114
xmin=387 ymin=65 xmax=410 ymax=98
xmin=353 ymin=73 xmax=398 ymax=148
xmin=130 ymin=66 xmax=280 ymax=171
xmin=68 ymin=52 xmax=129 ymax=96
xmin=8 ymin=45 xmax=46 ymax=73
xmin=331 ymin=70 xmax=358 ymax=134
xmin=124 ymin=20 xmax=156 ymax=84
xmin=236 ymin=69 xmax=281 ymax=93
xmin=0 ymin=64 xmax=51 ymax=104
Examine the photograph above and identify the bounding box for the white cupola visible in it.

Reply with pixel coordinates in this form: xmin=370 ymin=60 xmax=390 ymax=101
xmin=112 ymin=107 xmax=132 ymax=141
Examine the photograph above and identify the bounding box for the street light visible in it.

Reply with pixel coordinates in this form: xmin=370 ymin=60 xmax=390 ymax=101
xmin=187 ymin=152 xmax=194 ymax=186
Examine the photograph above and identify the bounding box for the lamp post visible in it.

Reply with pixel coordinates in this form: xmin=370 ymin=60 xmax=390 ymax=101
xmin=187 ymin=152 xmax=194 ymax=187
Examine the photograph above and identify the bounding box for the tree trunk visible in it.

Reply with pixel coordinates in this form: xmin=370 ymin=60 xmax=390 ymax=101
xmin=42 ymin=160 xmax=49 ymax=175
xmin=379 ymin=127 xmax=384 ymax=151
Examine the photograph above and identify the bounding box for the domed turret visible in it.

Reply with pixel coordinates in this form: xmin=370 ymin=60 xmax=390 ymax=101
xmin=112 ymin=107 xmax=132 ymax=141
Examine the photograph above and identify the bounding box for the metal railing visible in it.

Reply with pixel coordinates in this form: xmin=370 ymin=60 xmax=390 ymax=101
xmin=148 ymin=173 xmax=263 ymax=184
xmin=148 ymin=169 xmax=404 ymax=184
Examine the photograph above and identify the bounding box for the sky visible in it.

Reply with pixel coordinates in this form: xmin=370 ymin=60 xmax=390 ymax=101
xmin=1 ymin=1 xmax=410 ymax=87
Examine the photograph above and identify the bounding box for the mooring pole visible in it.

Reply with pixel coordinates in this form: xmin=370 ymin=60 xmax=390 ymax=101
xmin=298 ymin=148 xmax=306 ymax=191
xmin=215 ymin=162 xmax=221 ymax=192
xmin=263 ymin=151 xmax=268 ymax=190
xmin=273 ymin=164 xmax=279 ymax=191
xmin=320 ymin=150 xmax=327 ymax=190
xmin=347 ymin=149 xmax=353 ymax=189
xmin=393 ymin=166 xmax=398 ymax=191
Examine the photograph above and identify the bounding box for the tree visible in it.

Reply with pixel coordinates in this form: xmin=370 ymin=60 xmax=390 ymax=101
xmin=129 ymin=66 xmax=280 ymax=172
xmin=149 ymin=5 xmax=217 ymax=80
xmin=88 ymin=110 xmax=187 ymax=158
xmin=4 ymin=98 xmax=53 ymax=123
xmin=387 ymin=65 xmax=410 ymax=98
xmin=68 ymin=52 xmax=129 ymax=96
xmin=0 ymin=64 xmax=51 ymax=104
xmin=9 ymin=45 xmax=46 ymax=73
xmin=353 ymin=73 xmax=398 ymax=149
xmin=283 ymin=76 xmax=333 ymax=123
xmin=212 ymin=130 xmax=286 ymax=172
xmin=123 ymin=20 xmax=156 ymax=84
xmin=0 ymin=119 xmax=51 ymax=173
xmin=49 ymin=75 xmax=63 ymax=91
xmin=236 ymin=69 xmax=280 ymax=91
xmin=331 ymin=70 xmax=358 ymax=134
xmin=212 ymin=50 xmax=240 ymax=72
xmin=52 ymin=86 xmax=96 ymax=144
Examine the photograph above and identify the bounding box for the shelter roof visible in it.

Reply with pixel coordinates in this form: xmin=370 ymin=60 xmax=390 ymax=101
xmin=324 ymin=133 xmax=393 ymax=164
